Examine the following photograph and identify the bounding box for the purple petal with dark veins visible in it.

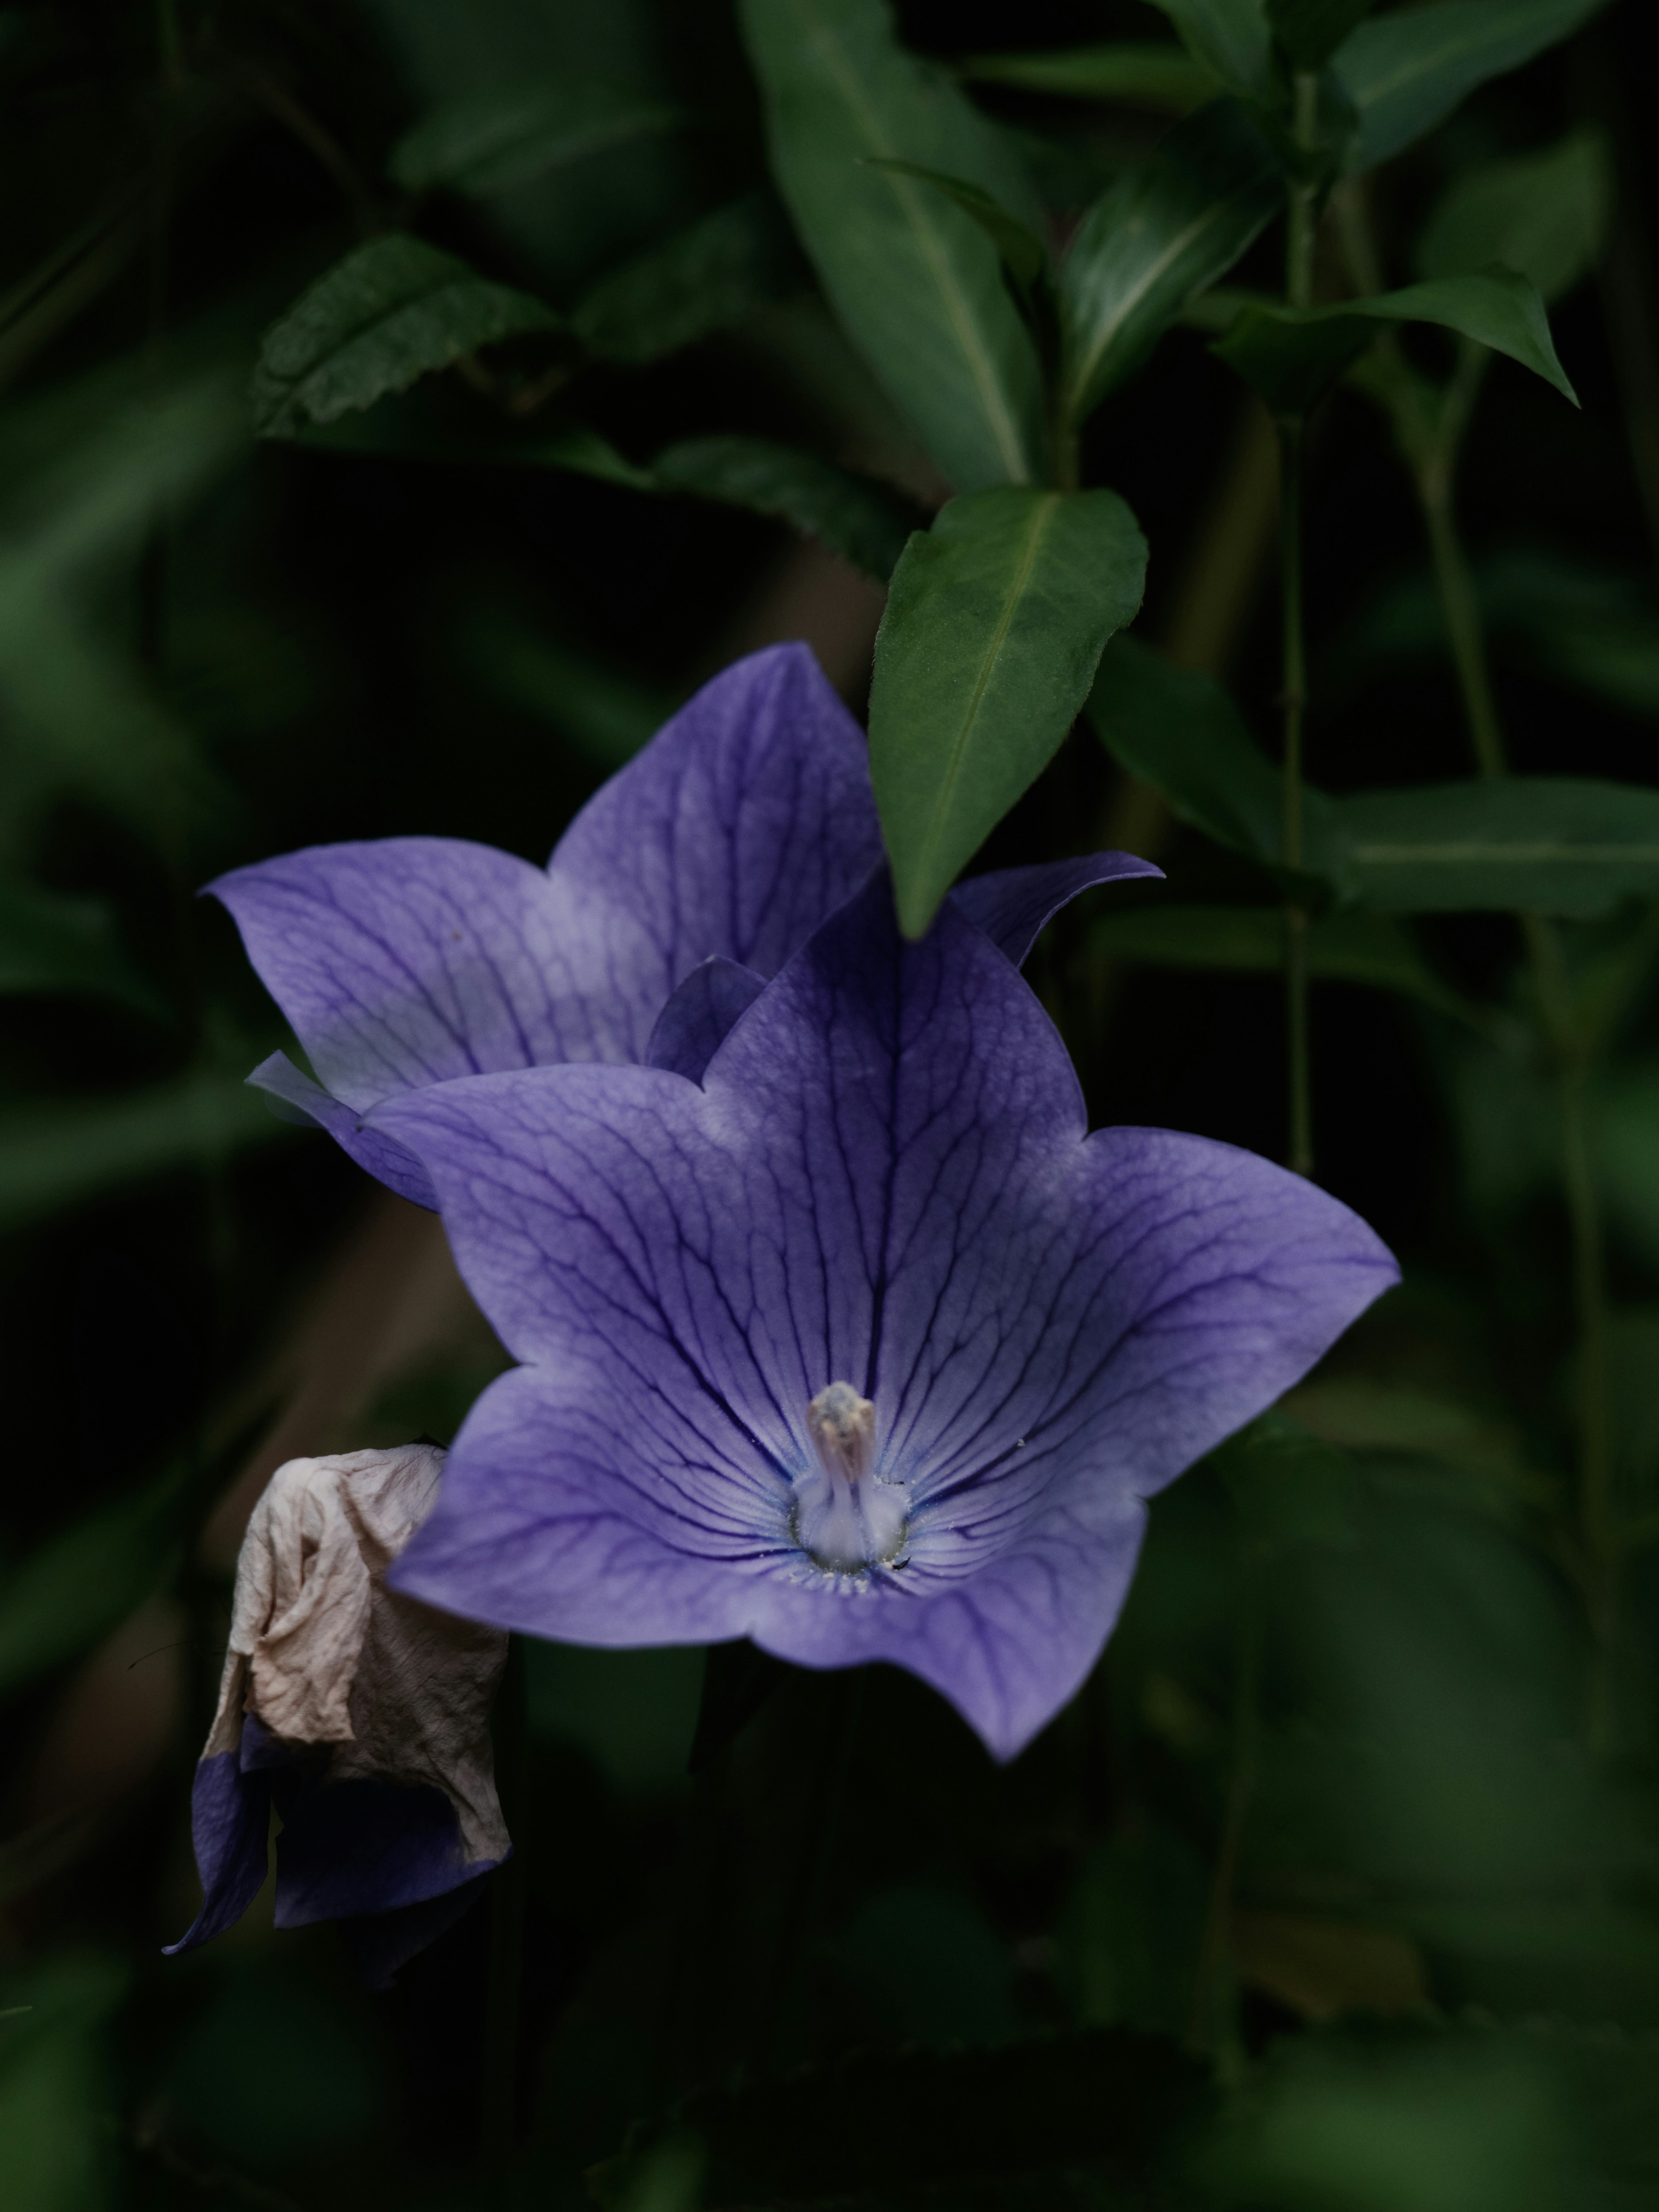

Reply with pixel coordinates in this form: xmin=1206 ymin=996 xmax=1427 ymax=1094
xmin=248 ymin=1051 xmax=438 ymax=1210
xmin=163 ymin=1752 xmax=273 ymax=1955
xmin=207 ymin=645 xmax=883 ymax=1195
xmin=949 ymin=852 xmax=1163 ymax=969
xmin=377 ymin=874 xmax=1397 ymax=1758
xmin=645 ymin=959 xmax=766 ymax=1083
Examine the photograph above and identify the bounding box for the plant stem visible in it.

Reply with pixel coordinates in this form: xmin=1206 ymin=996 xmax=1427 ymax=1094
xmin=482 ymin=1636 xmax=528 ymax=2198
xmin=1277 ymin=67 xmax=1321 ymax=1180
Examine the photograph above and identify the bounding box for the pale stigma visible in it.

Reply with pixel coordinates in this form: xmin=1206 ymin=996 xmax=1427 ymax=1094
xmin=794 ymin=1382 xmax=906 ymax=1573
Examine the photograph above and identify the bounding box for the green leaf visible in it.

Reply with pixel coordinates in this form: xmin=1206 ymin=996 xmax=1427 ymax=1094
xmin=1332 ymin=0 xmax=1614 ymax=174
xmin=1265 ymin=0 xmax=1374 ymax=69
xmin=1212 ymin=268 xmax=1577 ymax=414
xmin=1087 ymin=633 xmax=1324 ymax=868
xmin=1147 ymin=0 xmax=1274 ymax=101
xmin=652 ymin=435 xmax=925 ymax=582
xmin=1416 ymin=129 xmax=1611 ymax=306
xmin=0 ymin=1065 xmax=294 ymax=1237
xmin=1090 ymin=903 xmax=1489 ymax=1026
xmin=0 ymin=879 xmax=162 ymax=1017
xmin=1330 ymin=776 xmax=1659 ymax=918
xmin=290 ymin=382 xmax=654 ymax=490
xmin=1061 ymin=98 xmax=1283 ymax=426
xmin=388 ymin=76 xmax=684 ymax=196
xmin=251 ymin=235 xmax=560 ymax=440
xmin=870 ymin=486 xmax=1147 ymax=936
xmin=739 ymin=0 xmax=1046 ymax=491
xmin=593 ymin=2030 xmax=1211 ymax=2208
xmin=569 ymin=193 xmax=803 ymax=365
xmin=864 ymin=159 xmax=1050 ymax=294
xmin=959 ymin=42 xmax=1219 ymax=113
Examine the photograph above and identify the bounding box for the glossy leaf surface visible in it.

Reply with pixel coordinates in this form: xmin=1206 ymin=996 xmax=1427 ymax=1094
xmin=871 ymin=486 xmax=1147 ymax=935
xmin=1332 ymin=0 xmax=1613 ymax=173
xmin=1147 ymin=0 xmax=1274 ymax=100
xmin=389 ymin=77 xmax=683 ymax=196
xmin=251 ymin=236 xmax=559 ymax=439
xmin=1061 ymin=98 xmax=1283 ymax=426
xmin=1212 ymin=268 xmax=1577 ymax=414
xmin=740 ymin=0 xmax=1046 ymax=491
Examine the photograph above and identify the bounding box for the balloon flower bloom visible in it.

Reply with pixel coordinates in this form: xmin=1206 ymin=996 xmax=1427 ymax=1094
xmin=209 ymin=643 xmax=1154 ymax=1208
xmin=369 ymin=875 xmax=1397 ymax=1759
xmin=169 ymin=1445 xmax=509 ymax=1983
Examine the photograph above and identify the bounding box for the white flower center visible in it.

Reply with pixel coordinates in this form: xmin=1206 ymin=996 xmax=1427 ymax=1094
xmin=793 ymin=1382 xmax=907 ymax=1573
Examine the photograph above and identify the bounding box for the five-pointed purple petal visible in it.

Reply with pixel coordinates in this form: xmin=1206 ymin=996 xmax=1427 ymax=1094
xmin=373 ymin=874 xmax=1397 ymax=1759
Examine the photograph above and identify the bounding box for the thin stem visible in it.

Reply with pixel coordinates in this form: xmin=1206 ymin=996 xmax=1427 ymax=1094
xmin=1420 ymin=454 xmax=1506 ymax=778
xmin=1286 ymin=71 xmax=1321 ymax=312
xmin=482 ymin=1637 xmax=528 ymax=2196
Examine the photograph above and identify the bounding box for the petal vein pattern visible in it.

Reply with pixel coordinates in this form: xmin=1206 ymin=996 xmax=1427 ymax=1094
xmin=377 ymin=875 xmax=1397 ymax=1759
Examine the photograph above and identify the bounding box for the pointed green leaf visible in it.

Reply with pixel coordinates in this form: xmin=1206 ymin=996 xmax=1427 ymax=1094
xmin=1333 ymin=0 xmax=1613 ymax=174
xmin=1212 ymin=267 xmax=1577 ymax=414
xmin=0 ymin=879 xmax=162 ymax=1017
xmin=1416 ymin=129 xmax=1612 ymax=306
xmin=1061 ymin=99 xmax=1283 ymax=425
xmin=1265 ymin=0 xmax=1374 ymax=69
xmin=652 ymin=436 xmax=925 ymax=582
xmin=871 ymin=486 xmax=1147 ymax=936
xmin=1331 ymin=777 xmax=1659 ymax=917
xmin=1147 ymin=0 xmax=1274 ymax=101
xmin=960 ymin=43 xmax=1218 ymax=113
xmin=739 ymin=0 xmax=1046 ymax=491
xmin=252 ymin=235 xmax=560 ymax=440
xmin=864 ymin=160 xmax=1050 ymax=293
xmin=1089 ymin=902 xmax=1488 ymax=1025
xmin=569 ymin=193 xmax=803 ymax=365
xmin=389 ymin=77 xmax=684 ymax=196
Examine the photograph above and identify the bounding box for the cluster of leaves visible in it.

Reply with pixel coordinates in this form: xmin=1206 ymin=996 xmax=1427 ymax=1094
xmin=2 ymin=1 xmax=1659 ymax=2210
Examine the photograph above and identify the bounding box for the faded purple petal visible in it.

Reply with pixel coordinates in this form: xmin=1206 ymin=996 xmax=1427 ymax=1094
xmin=162 ymin=1751 xmax=273 ymax=1955
xmin=249 ymin=1051 xmax=438 ymax=1210
xmin=645 ymin=958 xmax=766 ymax=1084
xmin=378 ymin=876 xmax=1396 ymax=1758
xmin=949 ymin=852 xmax=1163 ymax=969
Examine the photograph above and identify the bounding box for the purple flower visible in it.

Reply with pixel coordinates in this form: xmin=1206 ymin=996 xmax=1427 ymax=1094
xmin=168 ymin=1446 xmax=509 ymax=1985
xmin=369 ymin=875 xmax=1398 ymax=1760
xmin=209 ymin=645 xmax=1156 ymax=1208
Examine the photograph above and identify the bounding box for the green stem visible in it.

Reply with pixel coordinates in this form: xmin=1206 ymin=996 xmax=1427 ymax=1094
xmin=482 ymin=1637 xmax=528 ymax=2196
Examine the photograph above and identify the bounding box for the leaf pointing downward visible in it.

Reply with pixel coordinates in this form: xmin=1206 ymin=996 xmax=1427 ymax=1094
xmin=871 ymin=487 xmax=1147 ymax=937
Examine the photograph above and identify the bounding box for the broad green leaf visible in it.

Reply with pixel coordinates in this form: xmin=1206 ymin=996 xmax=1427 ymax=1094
xmin=1265 ymin=0 xmax=1374 ymax=67
xmin=0 ymin=880 xmax=162 ymax=1017
xmin=389 ymin=76 xmax=684 ymax=196
xmin=960 ymin=43 xmax=1217 ymax=113
xmin=864 ymin=160 xmax=1050 ymax=295
xmin=1061 ymin=98 xmax=1283 ymax=426
xmin=1416 ymin=130 xmax=1611 ymax=306
xmin=1089 ymin=902 xmax=1488 ymax=1026
xmin=1147 ymin=0 xmax=1274 ymax=101
xmin=870 ymin=486 xmax=1147 ymax=936
xmin=652 ymin=436 xmax=925 ymax=582
xmin=739 ymin=0 xmax=1046 ymax=491
xmin=1087 ymin=633 xmax=1330 ymax=868
xmin=1332 ymin=0 xmax=1613 ymax=174
xmin=251 ymin=235 xmax=560 ymax=440
xmin=1330 ymin=777 xmax=1659 ymax=917
xmin=569 ymin=193 xmax=802 ymax=365
xmin=0 ymin=1458 xmax=188 ymax=1697
xmin=0 ymin=1065 xmax=292 ymax=1236
xmin=1212 ymin=268 xmax=1576 ymax=414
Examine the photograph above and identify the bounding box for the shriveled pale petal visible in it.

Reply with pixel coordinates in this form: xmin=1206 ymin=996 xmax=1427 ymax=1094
xmin=168 ymin=1446 xmax=509 ymax=1956
xmin=645 ymin=957 xmax=766 ymax=1083
xmin=248 ymin=1051 xmax=438 ymax=1209
xmin=381 ymin=877 xmax=1396 ymax=1757
xmin=949 ymin=851 xmax=1162 ymax=969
